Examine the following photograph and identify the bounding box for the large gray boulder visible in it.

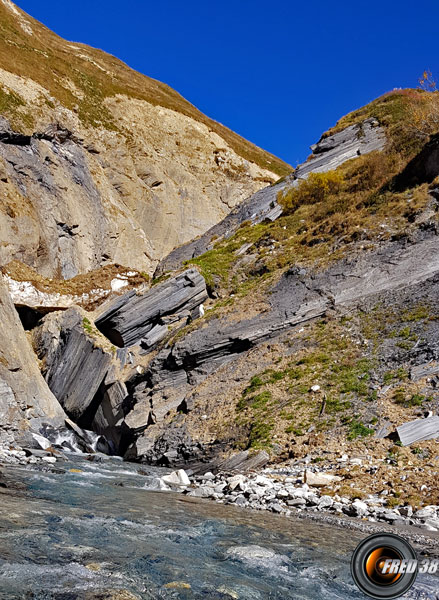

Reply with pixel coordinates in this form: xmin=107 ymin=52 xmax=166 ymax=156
xmin=95 ymin=268 xmax=207 ymax=347
xmin=33 ymin=308 xmax=112 ymax=423
xmin=0 ymin=275 xmax=65 ymax=442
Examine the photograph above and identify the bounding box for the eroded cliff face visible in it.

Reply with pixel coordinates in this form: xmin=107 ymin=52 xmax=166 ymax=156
xmin=0 ymin=2 xmax=289 ymax=278
xmin=0 ymin=275 xmax=65 ymax=448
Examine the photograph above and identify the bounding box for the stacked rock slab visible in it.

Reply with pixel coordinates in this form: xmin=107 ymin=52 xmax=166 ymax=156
xmin=95 ymin=268 xmax=207 ymax=348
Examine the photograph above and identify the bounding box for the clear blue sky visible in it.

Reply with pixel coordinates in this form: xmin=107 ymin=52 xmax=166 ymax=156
xmin=14 ymin=0 xmax=439 ymax=167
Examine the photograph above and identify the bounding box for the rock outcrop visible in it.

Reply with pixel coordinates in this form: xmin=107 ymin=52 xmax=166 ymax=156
xmin=32 ymin=308 xmax=112 ymax=423
xmin=125 ymin=225 xmax=439 ymax=463
xmin=0 ymin=275 xmax=64 ymax=444
xmin=294 ymin=117 xmax=385 ymax=179
xmin=95 ymin=268 xmax=207 ymax=348
xmin=27 ymin=270 xmax=210 ymax=452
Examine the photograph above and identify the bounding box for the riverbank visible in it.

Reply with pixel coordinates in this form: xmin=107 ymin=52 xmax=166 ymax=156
xmin=2 ymin=436 xmax=439 ymax=554
xmin=160 ymin=453 xmax=439 ymax=544
xmin=185 ymin=469 xmax=439 ymax=533
xmin=0 ymin=453 xmax=439 ymax=600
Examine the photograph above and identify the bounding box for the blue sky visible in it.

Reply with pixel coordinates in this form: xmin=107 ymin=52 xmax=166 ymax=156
xmin=14 ymin=0 xmax=439 ymax=167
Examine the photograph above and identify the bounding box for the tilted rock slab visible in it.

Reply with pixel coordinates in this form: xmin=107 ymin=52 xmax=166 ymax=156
xmin=95 ymin=268 xmax=207 ymax=348
xmin=294 ymin=117 xmax=385 ymax=179
xmin=397 ymin=416 xmax=439 ymax=446
xmin=33 ymin=308 xmax=112 ymax=422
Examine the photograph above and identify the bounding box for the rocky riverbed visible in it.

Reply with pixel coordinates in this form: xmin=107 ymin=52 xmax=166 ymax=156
xmin=0 ymin=451 xmax=438 ymax=600
xmin=159 ymin=460 xmax=439 ymax=537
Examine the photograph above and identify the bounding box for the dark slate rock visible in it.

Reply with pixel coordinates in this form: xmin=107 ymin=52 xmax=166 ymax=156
xmin=34 ymin=308 xmax=112 ymax=422
xmin=126 ymin=419 xmax=197 ymax=464
xmin=127 ymin=228 xmax=439 ymax=461
xmin=99 ymin=381 xmax=128 ymax=426
xmin=92 ymin=381 xmax=128 ymax=451
xmin=95 ymin=268 xmax=207 ymax=347
xmin=295 ymin=118 xmax=385 ymax=179
xmin=393 ymin=134 xmax=439 ymax=190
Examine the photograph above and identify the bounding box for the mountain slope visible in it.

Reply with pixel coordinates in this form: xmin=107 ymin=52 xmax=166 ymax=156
xmin=95 ymin=89 xmax=439 ymax=502
xmin=0 ymin=0 xmax=290 ymax=278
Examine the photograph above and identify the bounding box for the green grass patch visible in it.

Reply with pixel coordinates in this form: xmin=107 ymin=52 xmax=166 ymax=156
xmin=82 ymin=317 xmax=94 ymax=335
xmin=393 ymin=391 xmax=425 ymax=407
xmin=248 ymin=420 xmax=274 ymax=449
xmin=347 ymin=419 xmax=375 ymax=440
xmin=237 ymin=390 xmax=272 ymax=412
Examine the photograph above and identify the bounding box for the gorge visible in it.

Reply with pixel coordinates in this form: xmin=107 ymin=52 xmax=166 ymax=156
xmin=1 ymin=1 xmax=439 ymax=598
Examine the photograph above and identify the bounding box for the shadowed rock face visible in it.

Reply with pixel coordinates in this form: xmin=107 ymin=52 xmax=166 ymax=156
xmin=91 ymin=380 xmax=129 ymax=453
xmin=393 ymin=134 xmax=439 ymax=190
xmin=155 ymin=118 xmax=386 ymax=275
xmin=33 ymin=308 xmax=112 ymax=422
xmin=95 ymin=268 xmax=208 ymax=348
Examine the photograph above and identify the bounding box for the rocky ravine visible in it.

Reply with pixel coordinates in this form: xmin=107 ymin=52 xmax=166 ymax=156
xmin=0 ymin=110 xmax=388 ymax=457
xmin=1 ymin=19 xmax=439 ymax=532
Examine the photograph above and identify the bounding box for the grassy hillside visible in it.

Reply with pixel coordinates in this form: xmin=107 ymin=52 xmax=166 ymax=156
xmin=169 ymin=88 xmax=439 ymax=481
xmin=0 ymin=2 xmax=291 ymax=176
xmin=187 ymin=90 xmax=439 ymax=297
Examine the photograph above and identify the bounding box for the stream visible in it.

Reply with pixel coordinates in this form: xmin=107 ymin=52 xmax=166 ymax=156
xmin=0 ymin=455 xmax=437 ymax=599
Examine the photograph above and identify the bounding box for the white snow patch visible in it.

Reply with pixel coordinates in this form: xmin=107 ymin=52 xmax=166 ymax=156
xmin=4 ymin=276 xmax=110 ymax=309
xmin=111 ymin=277 xmax=129 ymax=292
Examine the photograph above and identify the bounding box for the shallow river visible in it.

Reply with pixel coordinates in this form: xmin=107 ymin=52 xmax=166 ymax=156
xmin=0 ymin=456 xmax=437 ymax=599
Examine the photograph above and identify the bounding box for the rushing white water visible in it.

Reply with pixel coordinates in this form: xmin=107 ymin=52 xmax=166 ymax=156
xmin=51 ymin=430 xmax=84 ymax=453
xmin=41 ymin=424 xmax=112 ymax=455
